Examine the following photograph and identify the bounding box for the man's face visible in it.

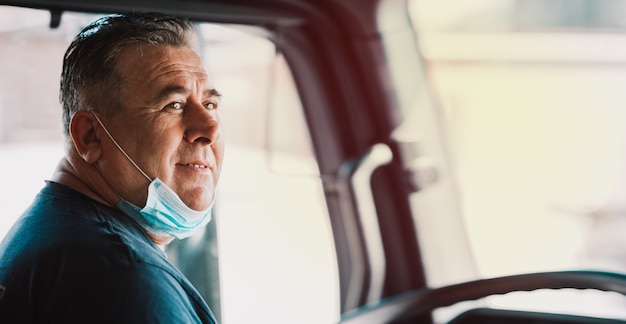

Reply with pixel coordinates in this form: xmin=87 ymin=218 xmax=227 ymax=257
xmin=96 ymin=44 xmax=224 ymax=211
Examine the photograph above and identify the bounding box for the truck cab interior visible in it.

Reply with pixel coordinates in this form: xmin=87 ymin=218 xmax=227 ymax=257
xmin=1 ymin=0 xmax=626 ymax=323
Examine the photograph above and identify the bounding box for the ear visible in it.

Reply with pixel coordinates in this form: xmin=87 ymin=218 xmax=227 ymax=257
xmin=69 ymin=110 xmax=102 ymax=164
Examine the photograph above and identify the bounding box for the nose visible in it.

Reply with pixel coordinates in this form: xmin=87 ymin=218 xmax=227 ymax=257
xmin=183 ymin=101 xmax=221 ymax=145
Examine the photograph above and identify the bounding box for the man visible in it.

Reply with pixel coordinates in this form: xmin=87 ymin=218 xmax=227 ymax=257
xmin=0 ymin=12 xmax=223 ymax=323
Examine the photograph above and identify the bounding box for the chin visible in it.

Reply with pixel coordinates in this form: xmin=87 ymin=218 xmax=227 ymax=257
xmin=184 ymin=193 xmax=214 ymax=211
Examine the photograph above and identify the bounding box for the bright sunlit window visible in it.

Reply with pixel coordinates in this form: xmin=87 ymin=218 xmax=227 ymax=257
xmin=0 ymin=7 xmax=338 ymax=324
xmin=410 ymin=0 xmax=626 ymax=319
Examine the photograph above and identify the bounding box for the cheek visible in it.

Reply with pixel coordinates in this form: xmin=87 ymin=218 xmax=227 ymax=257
xmin=137 ymin=129 xmax=182 ymax=176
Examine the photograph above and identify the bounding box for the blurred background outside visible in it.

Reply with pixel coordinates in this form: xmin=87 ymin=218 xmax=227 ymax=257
xmin=3 ymin=0 xmax=626 ymax=322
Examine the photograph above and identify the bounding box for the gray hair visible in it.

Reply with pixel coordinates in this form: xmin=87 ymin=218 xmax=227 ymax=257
xmin=60 ymin=12 xmax=199 ymax=134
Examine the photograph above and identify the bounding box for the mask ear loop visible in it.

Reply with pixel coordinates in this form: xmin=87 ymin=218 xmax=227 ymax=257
xmin=90 ymin=111 xmax=153 ymax=183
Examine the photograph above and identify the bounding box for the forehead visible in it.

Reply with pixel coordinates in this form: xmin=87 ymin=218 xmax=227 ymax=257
xmin=116 ymin=44 xmax=213 ymax=93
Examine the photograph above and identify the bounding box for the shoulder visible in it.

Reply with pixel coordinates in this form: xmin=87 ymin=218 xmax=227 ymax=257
xmin=0 ymin=183 xmax=217 ymax=323
xmin=50 ymin=263 xmax=216 ymax=324
xmin=1 ymin=181 xmax=153 ymax=266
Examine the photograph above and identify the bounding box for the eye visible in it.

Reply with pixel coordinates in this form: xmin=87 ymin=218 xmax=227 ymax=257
xmin=204 ymin=101 xmax=218 ymax=110
xmin=164 ymin=102 xmax=183 ymax=110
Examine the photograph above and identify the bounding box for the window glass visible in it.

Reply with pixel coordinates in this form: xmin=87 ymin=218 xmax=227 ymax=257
xmin=0 ymin=7 xmax=338 ymax=324
xmin=409 ymin=0 xmax=626 ymax=319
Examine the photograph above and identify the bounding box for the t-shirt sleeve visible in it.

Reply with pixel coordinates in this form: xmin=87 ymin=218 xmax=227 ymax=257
xmin=49 ymin=264 xmax=211 ymax=324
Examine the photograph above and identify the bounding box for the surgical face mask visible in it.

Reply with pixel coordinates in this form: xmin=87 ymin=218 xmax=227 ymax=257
xmin=117 ymin=179 xmax=214 ymax=239
xmin=91 ymin=112 xmax=214 ymax=239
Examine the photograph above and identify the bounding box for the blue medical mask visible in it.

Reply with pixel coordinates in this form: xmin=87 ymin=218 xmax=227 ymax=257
xmin=91 ymin=112 xmax=214 ymax=239
xmin=117 ymin=179 xmax=214 ymax=239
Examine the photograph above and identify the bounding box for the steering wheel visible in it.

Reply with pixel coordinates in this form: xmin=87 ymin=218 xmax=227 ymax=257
xmin=340 ymin=270 xmax=626 ymax=323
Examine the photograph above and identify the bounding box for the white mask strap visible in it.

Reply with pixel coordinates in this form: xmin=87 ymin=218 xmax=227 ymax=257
xmin=90 ymin=111 xmax=152 ymax=182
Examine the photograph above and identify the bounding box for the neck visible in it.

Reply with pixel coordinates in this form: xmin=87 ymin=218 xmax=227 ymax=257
xmin=52 ymin=152 xmax=174 ymax=248
xmin=146 ymin=232 xmax=175 ymax=250
xmin=51 ymin=156 xmax=119 ymax=208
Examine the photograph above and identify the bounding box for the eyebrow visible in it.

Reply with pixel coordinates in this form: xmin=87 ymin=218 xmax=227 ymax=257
xmin=156 ymin=86 xmax=222 ymax=103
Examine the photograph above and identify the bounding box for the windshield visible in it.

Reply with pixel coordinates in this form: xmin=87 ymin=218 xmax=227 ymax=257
xmin=409 ymin=0 xmax=626 ymax=319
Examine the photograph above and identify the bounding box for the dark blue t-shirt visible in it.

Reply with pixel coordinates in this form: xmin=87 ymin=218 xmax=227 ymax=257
xmin=0 ymin=181 xmax=217 ymax=323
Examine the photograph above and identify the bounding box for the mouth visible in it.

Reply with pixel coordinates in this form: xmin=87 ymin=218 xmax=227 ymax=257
xmin=177 ymin=160 xmax=214 ymax=172
xmin=182 ymin=163 xmax=208 ymax=169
